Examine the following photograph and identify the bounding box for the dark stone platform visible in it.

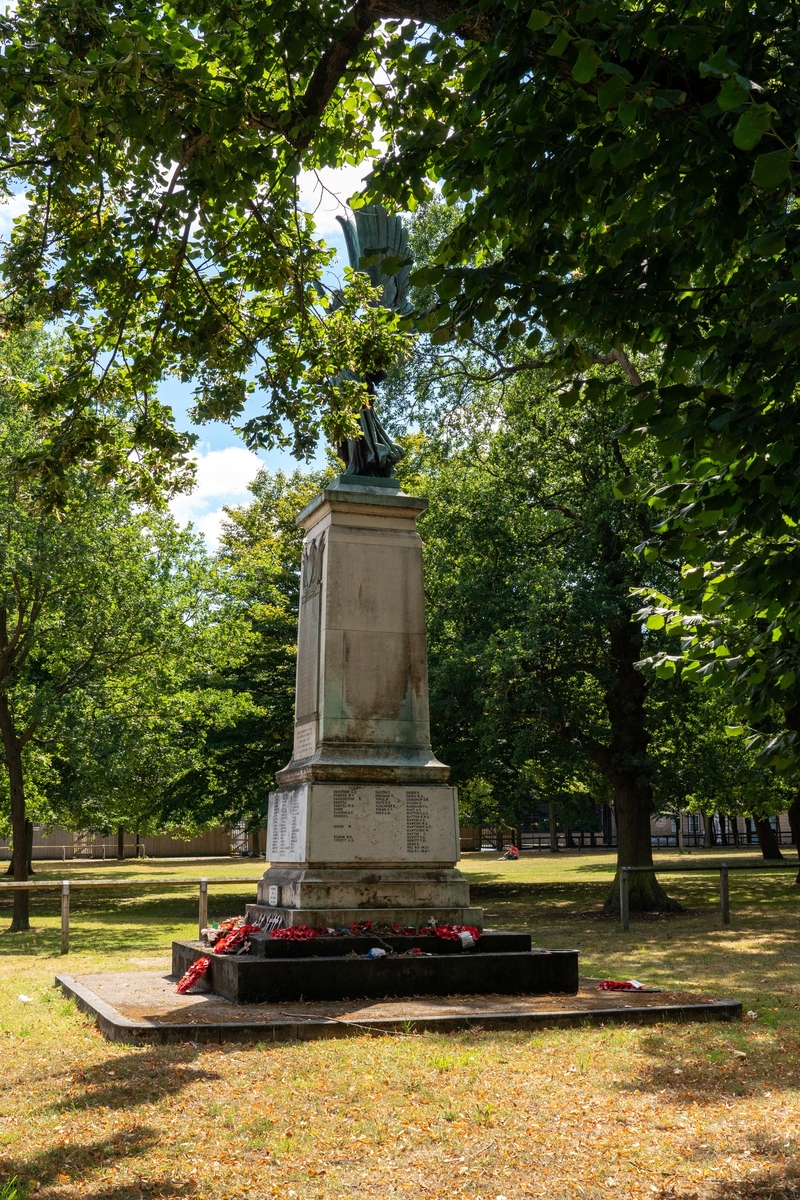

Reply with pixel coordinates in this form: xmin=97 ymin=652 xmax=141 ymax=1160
xmin=172 ymin=932 xmax=579 ymax=1004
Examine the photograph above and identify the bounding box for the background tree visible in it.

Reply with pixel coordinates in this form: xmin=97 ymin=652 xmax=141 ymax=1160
xmin=396 ymin=374 xmax=687 ymax=910
xmin=153 ymin=468 xmax=330 ymax=838
xmin=393 ymin=332 xmax=793 ymax=907
xmin=0 ymin=330 xmax=206 ymax=931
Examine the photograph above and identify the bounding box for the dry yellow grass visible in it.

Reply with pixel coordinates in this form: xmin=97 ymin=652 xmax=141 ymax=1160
xmin=1 ymin=849 xmax=798 ymax=1200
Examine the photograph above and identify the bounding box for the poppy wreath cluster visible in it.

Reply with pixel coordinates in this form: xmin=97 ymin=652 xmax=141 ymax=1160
xmin=598 ymin=980 xmax=643 ymax=991
xmin=213 ymin=920 xmax=261 ymax=954
xmin=176 ymin=956 xmax=211 ymax=995
xmin=176 ymin=915 xmax=485 ymax=992
xmin=176 ymin=917 xmax=261 ymax=993
xmin=268 ymin=920 xmax=483 ymax=942
xmin=432 ymin=924 xmax=481 ymax=942
xmin=269 ymin=925 xmax=322 ymax=941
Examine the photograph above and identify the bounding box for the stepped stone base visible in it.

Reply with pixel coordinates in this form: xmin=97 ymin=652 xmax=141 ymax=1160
xmin=172 ymin=935 xmax=579 ymax=1004
xmin=56 ymin=971 xmax=744 ymax=1044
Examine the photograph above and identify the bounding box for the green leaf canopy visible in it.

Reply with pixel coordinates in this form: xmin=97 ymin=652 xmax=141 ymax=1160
xmin=2 ymin=0 xmax=800 ymax=641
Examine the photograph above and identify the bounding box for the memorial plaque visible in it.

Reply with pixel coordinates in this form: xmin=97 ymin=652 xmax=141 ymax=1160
xmin=267 ymin=885 xmax=280 ymax=906
xmin=306 ymin=784 xmax=458 ymax=863
xmin=406 ymin=790 xmax=432 ymax=855
xmin=293 ymin=721 xmax=316 ymax=760
xmin=267 ymin=788 xmax=307 ymax=862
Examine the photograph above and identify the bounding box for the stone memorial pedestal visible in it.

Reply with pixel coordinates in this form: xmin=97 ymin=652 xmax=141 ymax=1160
xmin=248 ymin=476 xmax=482 ymax=931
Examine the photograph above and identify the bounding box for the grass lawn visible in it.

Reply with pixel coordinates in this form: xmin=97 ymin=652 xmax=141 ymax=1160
xmin=1 ymin=849 xmax=799 ymax=1200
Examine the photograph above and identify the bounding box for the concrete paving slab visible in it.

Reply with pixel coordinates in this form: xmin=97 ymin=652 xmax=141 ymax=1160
xmin=56 ymin=971 xmax=742 ymax=1044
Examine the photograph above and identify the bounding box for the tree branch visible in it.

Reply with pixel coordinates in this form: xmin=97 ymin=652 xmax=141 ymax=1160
xmin=594 ymin=348 xmax=643 ymax=389
xmin=371 ymin=0 xmax=496 ymax=42
xmin=294 ymin=0 xmax=380 ymax=147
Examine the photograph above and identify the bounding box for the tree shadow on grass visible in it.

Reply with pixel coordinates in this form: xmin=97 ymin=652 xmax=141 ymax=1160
xmin=46 ymin=1050 xmax=220 ymax=1114
xmin=0 ymin=1126 xmax=172 ymax=1194
xmin=472 ymin=881 xmax=608 ymax=906
xmin=621 ymin=1019 xmax=799 ymax=1102
xmin=656 ymin=1156 xmax=800 ymax=1198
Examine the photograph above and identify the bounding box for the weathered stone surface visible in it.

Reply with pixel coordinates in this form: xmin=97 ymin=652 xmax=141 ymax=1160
xmin=57 ymin=971 xmax=744 ymax=1044
xmin=256 ymin=864 xmax=470 ymax=907
xmin=246 ymin=901 xmax=485 ymax=930
xmin=258 ymin=481 xmax=477 ymax=932
xmin=265 ymin=783 xmax=460 ymax=865
xmin=276 ymin=484 xmax=448 ymax=787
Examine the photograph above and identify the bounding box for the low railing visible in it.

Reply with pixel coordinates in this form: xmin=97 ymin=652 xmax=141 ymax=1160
xmin=468 ymin=824 xmax=795 ymax=853
xmin=3 ymin=865 xmax=796 ymax=949
xmin=618 ymin=862 xmax=797 ymax=931
xmin=0 ymin=875 xmax=261 ymax=953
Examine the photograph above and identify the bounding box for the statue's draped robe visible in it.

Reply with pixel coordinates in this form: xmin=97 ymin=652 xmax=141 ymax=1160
xmin=335 ymin=206 xmax=410 ymax=478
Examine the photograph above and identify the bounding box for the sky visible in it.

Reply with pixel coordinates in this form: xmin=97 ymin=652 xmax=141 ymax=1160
xmin=0 ymin=161 xmax=371 ymax=547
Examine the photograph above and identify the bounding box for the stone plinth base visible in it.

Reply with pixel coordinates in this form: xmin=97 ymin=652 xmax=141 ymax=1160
xmin=254 ymin=864 xmax=480 ymax=931
xmin=247 ymin=902 xmax=484 ymax=931
xmin=262 ymin=780 xmax=480 ymax=929
xmin=266 ymin=783 xmax=461 ymax=866
xmin=172 ymin=938 xmax=579 ymax=1004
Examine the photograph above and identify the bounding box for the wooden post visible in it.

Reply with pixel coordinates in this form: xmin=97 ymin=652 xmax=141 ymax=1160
xmin=60 ymin=881 xmax=70 ymax=954
xmin=198 ymin=878 xmax=208 ymax=939
xmin=720 ymin=863 xmax=730 ymax=925
xmin=620 ymin=867 xmax=630 ymax=931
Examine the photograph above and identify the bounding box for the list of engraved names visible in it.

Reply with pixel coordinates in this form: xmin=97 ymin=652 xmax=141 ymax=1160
xmin=405 ymin=790 xmax=432 ymax=854
xmin=332 ymin=788 xmax=355 ymax=843
xmin=269 ymin=784 xmax=457 ymax=862
xmin=268 ymin=790 xmax=305 ymax=859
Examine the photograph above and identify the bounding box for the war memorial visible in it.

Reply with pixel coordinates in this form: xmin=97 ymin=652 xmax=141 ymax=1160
xmin=55 ymin=210 xmax=739 ymax=1037
xmin=169 ymin=206 xmax=578 ymax=1004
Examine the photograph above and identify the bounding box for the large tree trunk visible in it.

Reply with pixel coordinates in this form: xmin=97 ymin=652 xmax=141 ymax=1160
xmin=782 ymin=704 xmax=800 ymax=882
xmin=788 ymin=794 xmax=800 ymax=886
xmin=117 ymin=825 xmax=125 ymax=860
xmin=754 ymin=815 xmax=784 ymax=861
xmin=0 ymin=694 xmax=30 ymax=931
xmin=596 ymin=614 xmax=681 ymax=913
xmin=604 ymin=780 xmax=681 ymax=912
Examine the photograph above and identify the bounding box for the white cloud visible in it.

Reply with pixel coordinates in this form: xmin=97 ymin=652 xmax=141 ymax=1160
xmin=0 ymin=192 xmax=29 ymax=243
xmin=169 ymin=445 xmax=264 ymax=547
xmin=298 ymin=162 xmax=373 ymax=238
xmin=195 ymin=507 xmax=231 ymax=546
